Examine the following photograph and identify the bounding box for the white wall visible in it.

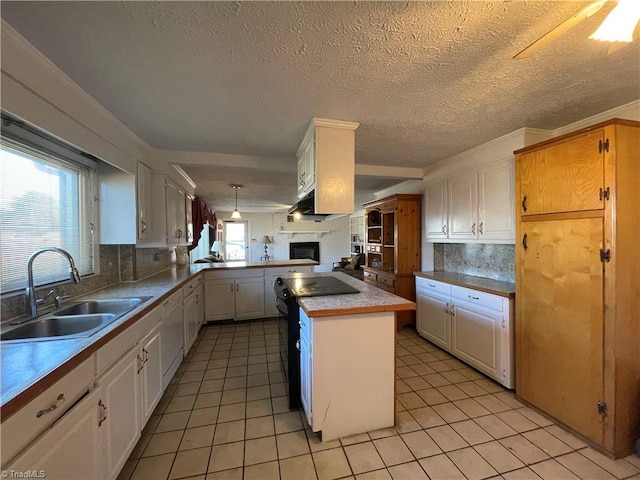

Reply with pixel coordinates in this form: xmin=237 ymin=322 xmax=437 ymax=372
xmin=214 ymin=212 xmax=350 ymax=270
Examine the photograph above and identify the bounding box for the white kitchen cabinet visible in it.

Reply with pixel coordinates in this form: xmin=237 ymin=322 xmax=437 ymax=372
xmin=295 ymin=118 xmax=359 ymax=214
xmin=139 ymin=322 xmax=162 ymax=425
xmin=415 ymin=276 xmax=514 ymax=388
xmin=6 ymin=387 xmax=102 ymax=480
xmin=425 ymin=159 xmax=515 ymax=243
xmin=161 ymin=290 xmax=184 ymax=389
xmin=299 ymin=308 xmax=395 ymax=441
xmin=96 ymin=346 xmax=141 ymax=480
xmin=183 ymin=276 xmax=203 ymax=354
xmin=185 ymin=193 xmax=194 ymax=245
xmin=297 ymin=137 xmax=315 ymax=198
xmin=204 ymin=270 xmax=265 ymax=321
xmin=448 ymin=171 xmax=478 ymax=240
xmin=136 ymin=161 xmax=151 ymax=241
xmin=416 ymin=281 xmax=451 ymax=351
xmin=149 ymin=173 xmax=189 ymax=247
xmin=478 ymin=160 xmax=515 ymax=241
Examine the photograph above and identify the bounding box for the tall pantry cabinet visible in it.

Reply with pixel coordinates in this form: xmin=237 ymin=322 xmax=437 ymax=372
xmin=514 ymin=119 xmax=639 ymax=458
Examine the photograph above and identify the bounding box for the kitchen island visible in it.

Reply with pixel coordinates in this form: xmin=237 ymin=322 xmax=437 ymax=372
xmin=283 ymin=272 xmax=415 ymax=441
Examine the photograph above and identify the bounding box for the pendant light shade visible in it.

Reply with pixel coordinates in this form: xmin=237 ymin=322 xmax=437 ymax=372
xmin=230 ymin=184 xmax=243 ymax=219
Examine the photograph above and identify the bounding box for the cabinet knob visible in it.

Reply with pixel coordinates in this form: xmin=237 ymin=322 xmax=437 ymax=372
xmin=522 ymin=195 xmax=528 ymax=212
xmin=98 ymin=399 xmax=108 ymax=427
xmin=442 ymin=224 xmax=447 ymax=235
xmin=522 ymin=233 xmax=528 ymax=250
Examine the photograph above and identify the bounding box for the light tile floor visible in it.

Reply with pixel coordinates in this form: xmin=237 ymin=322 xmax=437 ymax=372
xmin=118 ymin=319 xmax=640 ymax=480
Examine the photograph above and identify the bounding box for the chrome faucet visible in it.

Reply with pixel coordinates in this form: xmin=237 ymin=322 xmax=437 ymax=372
xmin=26 ymin=247 xmax=82 ymax=318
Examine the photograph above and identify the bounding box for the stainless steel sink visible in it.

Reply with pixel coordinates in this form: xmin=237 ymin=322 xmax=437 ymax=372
xmin=55 ymin=298 xmax=145 ymax=316
xmin=1 ymin=296 xmax=151 ymax=342
xmin=1 ymin=314 xmax=116 ymax=341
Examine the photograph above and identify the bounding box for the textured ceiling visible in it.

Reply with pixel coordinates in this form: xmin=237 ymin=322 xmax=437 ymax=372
xmin=2 ymin=1 xmax=639 ymax=211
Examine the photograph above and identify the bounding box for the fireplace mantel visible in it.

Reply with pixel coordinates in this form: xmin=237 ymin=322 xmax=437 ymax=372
xmin=277 ymin=230 xmax=330 ymax=239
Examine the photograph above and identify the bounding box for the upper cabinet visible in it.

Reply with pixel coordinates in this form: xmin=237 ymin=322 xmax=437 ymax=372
xmin=136 ymin=161 xmax=151 ymax=241
xmin=296 ymin=118 xmax=359 ymax=214
xmin=100 ymin=161 xmax=152 ymax=245
xmin=425 ymin=159 xmax=515 ymax=243
xmin=148 ymin=173 xmax=190 ymax=247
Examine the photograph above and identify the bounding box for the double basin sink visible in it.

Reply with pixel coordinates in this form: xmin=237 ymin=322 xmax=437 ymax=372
xmin=1 ymin=297 xmax=151 ymax=342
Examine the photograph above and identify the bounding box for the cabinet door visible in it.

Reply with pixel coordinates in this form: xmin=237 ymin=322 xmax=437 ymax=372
xmin=448 ymin=171 xmax=478 ymax=240
xmin=425 ymin=179 xmax=448 ymax=240
xmin=140 ymin=324 xmax=163 ymax=425
xmin=166 ymin=183 xmax=186 ymax=244
xmin=451 ymin=301 xmax=500 ymax=381
xmin=98 ymin=347 xmax=141 ymax=480
xmin=517 ymin=217 xmax=604 ymax=444
xmin=416 ymin=291 xmax=451 ymax=350
xmin=299 ymin=312 xmax=313 ymax=427
xmin=7 ymin=388 xmax=102 ymax=480
xmin=136 ymin=161 xmax=151 ymax=240
xmin=205 ymin=280 xmax=235 ymax=321
xmin=478 ymin=160 xmax=515 ymax=241
xmin=161 ymin=299 xmax=184 ymax=375
xmin=235 ymin=278 xmax=265 ymax=320
xmin=518 ymin=130 xmax=604 ymax=216
xmin=185 ymin=194 xmax=194 ymax=244
xmin=183 ymin=293 xmax=200 ymax=354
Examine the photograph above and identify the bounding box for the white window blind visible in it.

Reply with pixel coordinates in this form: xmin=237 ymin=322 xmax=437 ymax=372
xmin=0 ymin=138 xmax=95 ymax=293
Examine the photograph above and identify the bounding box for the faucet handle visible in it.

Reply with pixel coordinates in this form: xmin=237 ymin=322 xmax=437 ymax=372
xmin=54 ymin=295 xmax=71 ymax=309
xmin=36 ymin=289 xmax=56 ymax=305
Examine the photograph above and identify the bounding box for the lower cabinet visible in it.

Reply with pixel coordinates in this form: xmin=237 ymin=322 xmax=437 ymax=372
xmin=161 ymin=290 xmax=184 ymax=389
xmin=7 ymin=347 xmax=141 ymax=480
xmin=96 ymin=347 xmax=141 ymax=480
xmin=183 ymin=279 xmax=204 ymax=354
xmin=7 ymin=387 xmax=102 ymax=479
xmin=299 ymin=308 xmax=396 ymax=441
xmin=139 ymin=323 xmax=163 ymax=425
xmin=416 ymin=276 xmax=514 ymax=388
xmin=204 ymin=270 xmax=265 ymax=321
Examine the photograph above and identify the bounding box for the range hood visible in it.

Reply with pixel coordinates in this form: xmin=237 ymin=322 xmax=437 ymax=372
xmin=288 ymin=190 xmax=329 ymax=221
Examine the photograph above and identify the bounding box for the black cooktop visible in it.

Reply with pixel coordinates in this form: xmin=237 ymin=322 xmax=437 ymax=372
xmin=284 ymin=276 xmax=360 ymax=297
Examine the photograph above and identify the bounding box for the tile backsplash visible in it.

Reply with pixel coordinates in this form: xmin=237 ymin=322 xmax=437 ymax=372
xmin=1 ymin=245 xmax=176 ymax=322
xmin=433 ymin=243 xmax=515 ymax=283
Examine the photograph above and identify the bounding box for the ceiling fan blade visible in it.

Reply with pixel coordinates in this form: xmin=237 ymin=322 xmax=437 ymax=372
xmin=514 ymin=0 xmax=608 ymax=59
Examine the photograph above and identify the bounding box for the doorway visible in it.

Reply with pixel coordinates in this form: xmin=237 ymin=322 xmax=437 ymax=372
xmin=224 ymin=220 xmax=249 ymax=262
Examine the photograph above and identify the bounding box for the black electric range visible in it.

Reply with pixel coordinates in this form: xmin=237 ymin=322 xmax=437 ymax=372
xmin=274 ymin=276 xmax=360 ymax=409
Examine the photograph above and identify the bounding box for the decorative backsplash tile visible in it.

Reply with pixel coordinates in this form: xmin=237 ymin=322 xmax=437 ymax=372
xmin=434 ymin=243 xmax=515 ymax=283
xmin=1 ymin=244 xmax=176 ymax=322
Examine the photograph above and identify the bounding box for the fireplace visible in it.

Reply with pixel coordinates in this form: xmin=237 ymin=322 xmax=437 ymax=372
xmin=289 ymin=242 xmax=320 ymax=262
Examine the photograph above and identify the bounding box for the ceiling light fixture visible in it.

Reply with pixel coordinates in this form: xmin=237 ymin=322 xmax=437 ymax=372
xmin=589 ymin=0 xmax=640 ymax=42
xmin=230 ymin=184 xmax=243 ymax=219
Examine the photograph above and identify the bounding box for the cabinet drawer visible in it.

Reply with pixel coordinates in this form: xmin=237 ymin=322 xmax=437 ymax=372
xmin=205 ymin=268 xmax=265 ymax=280
xmin=367 ymin=244 xmax=381 ymax=253
xmin=363 ymin=270 xmax=377 ymax=284
xmin=1 ymin=356 xmax=95 ymax=466
xmin=377 ymin=274 xmax=395 ymax=291
xmin=182 ymin=275 xmax=203 ymax=299
xmin=161 ymin=290 xmax=182 ymax=316
xmin=416 ymin=277 xmax=450 ymax=297
xmin=451 ymin=285 xmax=503 ymax=312
xmin=267 ymin=266 xmax=313 ymax=277
xmin=377 ymin=282 xmax=395 ymax=294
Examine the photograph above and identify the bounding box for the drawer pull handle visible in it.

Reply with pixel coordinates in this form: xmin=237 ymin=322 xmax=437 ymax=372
xmin=442 ymin=224 xmax=447 ymax=235
xmin=468 ymin=295 xmax=480 ymax=300
xmin=478 ymin=222 xmax=484 ymax=235
xmin=137 ymin=354 xmax=145 ymax=373
xmin=522 ymin=233 xmax=528 ymax=250
xmin=428 ymin=284 xmax=436 ymax=288
xmin=36 ymin=394 xmax=65 ymax=418
xmin=444 ymin=303 xmax=449 ymax=315
xmin=98 ymin=399 xmax=108 ymax=427
xmin=522 ymin=195 xmax=528 ymax=212
xmin=471 ymin=223 xmax=476 ymax=235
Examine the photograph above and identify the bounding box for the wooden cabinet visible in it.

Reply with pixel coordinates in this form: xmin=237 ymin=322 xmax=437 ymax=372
xmin=298 ymin=308 xmax=395 ymax=441
xmin=204 ymin=270 xmax=265 ymax=321
xmin=296 ymin=118 xmax=359 ymax=214
xmin=425 ymin=159 xmax=515 ymax=243
xmin=362 ymin=194 xmax=421 ymax=329
xmin=416 ymin=276 xmax=514 ymax=388
xmin=515 ymin=119 xmax=640 ymax=458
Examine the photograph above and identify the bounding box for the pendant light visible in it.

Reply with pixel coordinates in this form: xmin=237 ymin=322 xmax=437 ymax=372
xmin=230 ymin=184 xmax=243 ymax=219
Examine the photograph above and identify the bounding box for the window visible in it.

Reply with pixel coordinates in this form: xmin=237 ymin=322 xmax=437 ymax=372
xmin=224 ymin=220 xmax=248 ymax=262
xmin=1 ymin=124 xmax=96 ymax=293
